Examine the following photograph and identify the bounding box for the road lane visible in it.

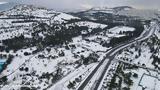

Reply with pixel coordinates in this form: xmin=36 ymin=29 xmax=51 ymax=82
xmin=77 ymin=21 xmax=158 ymax=90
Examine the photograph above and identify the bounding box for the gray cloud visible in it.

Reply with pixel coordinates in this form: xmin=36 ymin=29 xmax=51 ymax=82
xmin=1 ymin=0 xmax=160 ymax=11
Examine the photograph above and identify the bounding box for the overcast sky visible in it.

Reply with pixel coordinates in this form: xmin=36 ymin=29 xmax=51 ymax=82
xmin=1 ymin=0 xmax=160 ymax=11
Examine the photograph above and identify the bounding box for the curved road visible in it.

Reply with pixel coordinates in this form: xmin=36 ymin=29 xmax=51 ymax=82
xmin=77 ymin=21 xmax=159 ymax=90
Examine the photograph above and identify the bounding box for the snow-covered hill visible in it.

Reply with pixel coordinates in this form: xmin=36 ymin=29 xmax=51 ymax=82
xmin=117 ymin=9 xmax=160 ymax=20
xmin=1 ymin=4 xmax=79 ymax=22
xmin=0 ymin=5 xmax=80 ymax=41
xmin=0 ymin=2 xmax=17 ymax=11
xmin=0 ymin=5 xmax=112 ymax=90
xmin=72 ymin=6 xmax=160 ymax=20
xmin=84 ymin=6 xmax=133 ymax=14
xmin=0 ymin=4 xmax=159 ymax=90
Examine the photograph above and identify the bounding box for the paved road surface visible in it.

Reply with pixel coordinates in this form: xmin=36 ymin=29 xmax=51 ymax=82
xmin=77 ymin=21 xmax=158 ymax=90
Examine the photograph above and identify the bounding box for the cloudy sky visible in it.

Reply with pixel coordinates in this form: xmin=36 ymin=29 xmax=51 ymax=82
xmin=1 ymin=0 xmax=160 ymax=11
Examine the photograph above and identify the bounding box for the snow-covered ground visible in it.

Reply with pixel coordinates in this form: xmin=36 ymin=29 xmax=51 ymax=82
xmin=0 ymin=5 xmax=112 ymax=90
xmin=49 ymin=63 xmax=98 ymax=90
xmin=0 ymin=4 xmax=159 ymax=90
xmin=108 ymin=26 xmax=135 ymax=34
xmin=54 ymin=13 xmax=79 ymax=23
xmin=139 ymin=74 xmax=160 ymax=90
xmin=106 ymin=22 xmax=160 ymax=90
xmin=73 ymin=21 xmax=107 ymax=29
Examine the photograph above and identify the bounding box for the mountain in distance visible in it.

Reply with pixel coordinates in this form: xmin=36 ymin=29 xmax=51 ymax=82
xmin=70 ymin=5 xmax=160 ymax=21
xmin=0 ymin=2 xmax=18 ymax=11
xmin=90 ymin=6 xmax=133 ymax=11
xmin=0 ymin=4 xmax=160 ymax=90
xmin=113 ymin=6 xmax=133 ymax=11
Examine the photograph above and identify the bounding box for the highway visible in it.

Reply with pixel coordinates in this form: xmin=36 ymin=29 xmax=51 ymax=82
xmin=77 ymin=21 xmax=159 ymax=90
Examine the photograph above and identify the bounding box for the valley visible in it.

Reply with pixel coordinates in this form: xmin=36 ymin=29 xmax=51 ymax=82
xmin=0 ymin=4 xmax=160 ymax=90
